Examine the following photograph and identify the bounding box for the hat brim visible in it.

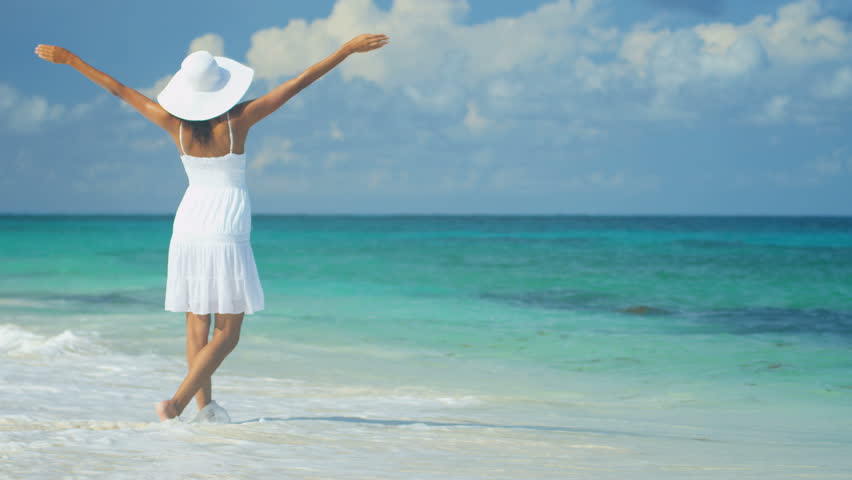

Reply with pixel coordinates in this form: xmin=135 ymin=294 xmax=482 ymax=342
xmin=157 ymin=56 xmax=254 ymax=121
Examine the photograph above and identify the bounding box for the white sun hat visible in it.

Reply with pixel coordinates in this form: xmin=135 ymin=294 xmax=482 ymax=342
xmin=157 ymin=50 xmax=254 ymax=121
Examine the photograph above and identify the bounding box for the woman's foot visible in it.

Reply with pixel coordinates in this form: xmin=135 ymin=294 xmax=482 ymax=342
xmin=190 ymin=400 xmax=231 ymax=423
xmin=155 ymin=399 xmax=180 ymax=421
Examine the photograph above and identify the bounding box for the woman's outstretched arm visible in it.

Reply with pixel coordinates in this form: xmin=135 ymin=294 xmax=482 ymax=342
xmin=34 ymin=44 xmax=178 ymax=132
xmin=237 ymin=33 xmax=390 ymax=128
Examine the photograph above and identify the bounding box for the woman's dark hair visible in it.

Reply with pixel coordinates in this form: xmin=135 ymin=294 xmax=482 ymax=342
xmin=184 ymin=106 xmax=238 ymax=145
xmin=186 ymin=119 xmax=214 ymax=145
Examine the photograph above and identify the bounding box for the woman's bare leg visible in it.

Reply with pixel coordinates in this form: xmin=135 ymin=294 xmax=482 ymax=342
xmin=186 ymin=312 xmax=212 ymax=410
xmin=156 ymin=312 xmax=244 ymax=420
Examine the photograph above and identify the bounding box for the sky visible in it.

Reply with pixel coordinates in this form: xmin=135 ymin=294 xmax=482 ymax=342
xmin=2 ymin=0 xmax=852 ymax=215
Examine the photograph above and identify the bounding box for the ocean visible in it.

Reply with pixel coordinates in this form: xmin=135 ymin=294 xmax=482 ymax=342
xmin=1 ymin=214 xmax=850 ymax=478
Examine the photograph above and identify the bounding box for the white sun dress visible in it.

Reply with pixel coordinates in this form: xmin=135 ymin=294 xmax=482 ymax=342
xmin=164 ymin=111 xmax=265 ymax=315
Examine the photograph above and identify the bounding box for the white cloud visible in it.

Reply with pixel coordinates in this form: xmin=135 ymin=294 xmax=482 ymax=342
xmin=742 ymin=0 xmax=848 ymax=65
xmin=735 ymin=148 xmax=851 ymax=189
xmin=137 ymin=74 xmax=173 ymax=100
xmin=366 ymin=167 xmax=391 ymax=190
xmin=401 ymin=84 xmax=465 ymax=112
xmin=749 ymin=95 xmax=791 ymax=124
xmin=621 ymin=0 xmax=845 ymax=111
xmin=66 ymin=94 xmax=109 ymax=120
xmin=565 ymin=120 xmax=605 ymax=140
xmin=239 ymin=0 xmax=850 ymax=131
xmin=574 ymin=56 xmax=626 ymax=92
xmin=654 ymin=0 xmax=848 ymax=70
xmin=463 ymin=102 xmax=488 ymax=132
xmin=810 ymin=147 xmax=852 ymax=177
xmin=629 ymin=25 xmax=767 ymax=97
xmin=0 ymin=83 xmax=65 ymax=133
xmin=189 ymin=33 xmax=225 ymax=56
xmin=329 ymin=121 xmax=344 ymax=140
xmin=813 ymin=66 xmax=852 ymax=99
xmin=619 ymin=24 xmax=667 ymax=78
xmin=249 ymin=136 xmax=300 ymax=173
xmin=559 ymin=170 xmax=660 ymax=192
xmin=486 ymin=78 xmax=523 ymax=108
xmin=471 ymin=149 xmax=494 ymax=167
xmin=645 ymin=30 xmax=703 ymax=92
xmin=624 ymin=25 xmax=754 ymax=77
xmin=245 ymin=0 xmax=613 ymax=108
xmin=699 ymin=35 xmax=767 ymax=77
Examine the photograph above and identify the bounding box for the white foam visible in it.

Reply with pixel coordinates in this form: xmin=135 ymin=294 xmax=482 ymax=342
xmin=1 ymin=322 xmax=851 ymax=479
xmin=0 ymin=323 xmax=108 ymax=359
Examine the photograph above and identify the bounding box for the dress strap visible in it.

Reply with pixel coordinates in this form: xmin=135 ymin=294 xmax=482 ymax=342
xmin=178 ymin=120 xmax=186 ymax=155
xmin=227 ymin=111 xmax=233 ymax=154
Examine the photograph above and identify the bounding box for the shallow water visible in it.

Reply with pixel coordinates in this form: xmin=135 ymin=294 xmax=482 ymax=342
xmin=1 ymin=215 xmax=851 ymax=478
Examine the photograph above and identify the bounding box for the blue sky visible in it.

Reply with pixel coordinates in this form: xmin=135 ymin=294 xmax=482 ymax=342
xmin=3 ymin=0 xmax=852 ymax=214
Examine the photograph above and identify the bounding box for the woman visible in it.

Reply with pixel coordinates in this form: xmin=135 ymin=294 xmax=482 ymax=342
xmin=34 ymin=33 xmax=390 ymax=422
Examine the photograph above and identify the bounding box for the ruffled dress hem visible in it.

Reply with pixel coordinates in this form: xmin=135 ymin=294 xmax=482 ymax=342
xmin=165 ymin=237 xmax=265 ymax=315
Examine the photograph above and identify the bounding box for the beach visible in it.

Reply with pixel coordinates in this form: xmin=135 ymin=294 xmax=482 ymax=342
xmin=1 ymin=214 xmax=851 ymax=478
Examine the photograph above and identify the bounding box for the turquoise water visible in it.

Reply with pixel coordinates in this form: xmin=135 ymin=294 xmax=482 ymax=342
xmin=3 ymin=215 xmax=852 ymax=396
xmin=2 ymin=214 xmax=851 ymax=477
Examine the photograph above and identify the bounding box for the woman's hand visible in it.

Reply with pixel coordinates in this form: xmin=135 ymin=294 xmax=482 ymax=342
xmin=343 ymin=34 xmax=390 ymax=55
xmin=34 ymin=44 xmax=76 ymax=65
